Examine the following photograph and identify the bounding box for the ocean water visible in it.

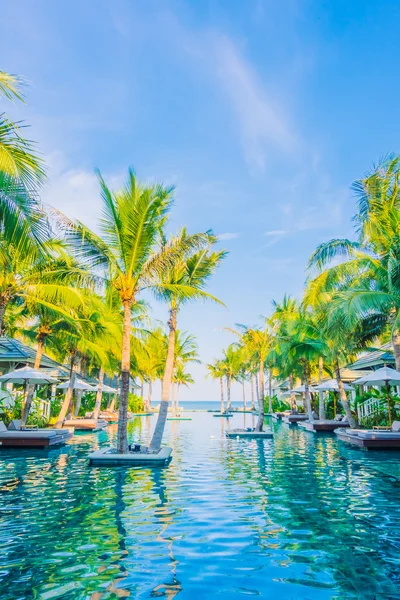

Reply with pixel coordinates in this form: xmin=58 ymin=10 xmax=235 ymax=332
xmin=154 ymin=400 xmax=247 ymax=411
xmin=1 ymin=414 xmax=400 ymax=599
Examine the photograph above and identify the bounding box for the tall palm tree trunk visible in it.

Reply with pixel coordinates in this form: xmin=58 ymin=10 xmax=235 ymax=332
xmin=288 ymin=374 xmax=297 ymax=412
xmin=255 ymin=360 xmax=265 ymax=431
xmin=392 ymin=330 xmax=400 ymax=370
xmin=268 ymin=368 xmax=273 ymax=414
xmin=318 ymin=356 xmax=326 ymax=420
xmin=226 ymin=376 xmax=231 ymax=410
xmin=73 ymin=390 xmax=83 ymax=417
xmin=302 ymin=361 xmax=313 ymax=421
xmin=171 ymin=382 xmax=175 ymax=416
xmin=220 ymin=376 xmax=225 ymax=413
xmin=117 ymin=300 xmax=132 ymax=453
xmin=242 ymin=381 xmax=246 ymax=410
xmin=21 ymin=335 xmax=45 ymax=427
xmin=255 ymin=373 xmax=259 ymax=405
xmin=149 ymin=307 xmax=177 ymax=452
xmin=250 ymin=376 xmax=255 ymax=410
xmin=55 ymin=358 xmax=77 ymax=429
xmin=147 ymin=379 xmax=152 ymax=410
xmin=93 ymin=366 xmax=105 ymax=420
xmin=335 ymin=361 xmax=356 ymax=428
xmin=177 ymin=383 xmax=180 ymax=408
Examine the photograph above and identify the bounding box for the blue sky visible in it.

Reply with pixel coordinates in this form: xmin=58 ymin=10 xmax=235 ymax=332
xmin=1 ymin=0 xmax=400 ymax=400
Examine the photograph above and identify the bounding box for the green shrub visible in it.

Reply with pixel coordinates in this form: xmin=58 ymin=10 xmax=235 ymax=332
xmin=128 ymin=393 xmax=145 ymax=413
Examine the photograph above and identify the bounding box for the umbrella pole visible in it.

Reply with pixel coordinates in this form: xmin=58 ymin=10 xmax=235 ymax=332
xmin=385 ymin=380 xmax=392 ymax=426
xmin=334 ymin=392 xmax=337 ymax=418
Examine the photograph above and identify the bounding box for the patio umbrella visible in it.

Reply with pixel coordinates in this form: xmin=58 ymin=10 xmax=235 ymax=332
xmin=353 ymin=366 xmax=400 ymax=425
xmin=314 ymin=379 xmax=354 ymax=392
xmin=0 ymin=366 xmax=58 ymax=408
xmin=0 ymin=366 xmax=58 ymax=386
xmin=102 ymin=384 xmax=119 ymax=394
xmin=57 ymin=378 xmax=95 ymax=391
xmin=281 ymin=390 xmax=300 ymax=397
xmin=290 ymin=384 xmax=317 ymax=393
xmin=314 ymin=379 xmax=354 ymax=417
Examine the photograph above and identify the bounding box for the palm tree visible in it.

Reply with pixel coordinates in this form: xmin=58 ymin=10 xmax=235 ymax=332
xmin=220 ymin=345 xmax=241 ymax=411
xmin=239 ymin=324 xmax=273 ymax=431
xmin=207 ymin=359 xmax=226 ymax=413
xmin=0 ymin=70 xmax=45 ymax=188
xmin=67 ymin=168 xmax=176 ymax=452
xmin=149 ymin=230 xmax=225 ymax=452
xmin=306 ymin=155 xmax=400 ymax=369
xmin=174 ymin=366 xmax=194 ymax=407
xmin=171 ymin=330 xmax=199 ymax=414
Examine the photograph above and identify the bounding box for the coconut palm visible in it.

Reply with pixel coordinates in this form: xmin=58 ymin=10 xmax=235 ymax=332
xmin=207 ymin=359 xmax=226 ymax=413
xmin=174 ymin=366 xmax=194 ymax=407
xmin=238 ymin=324 xmax=273 ymax=431
xmin=220 ymin=345 xmax=242 ymax=411
xmin=306 ymin=155 xmax=400 ymax=369
xmin=149 ymin=230 xmax=225 ymax=451
xmin=66 ymin=168 xmax=179 ymax=452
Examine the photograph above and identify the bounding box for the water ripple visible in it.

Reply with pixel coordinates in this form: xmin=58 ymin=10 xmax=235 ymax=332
xmin=0 ymin=414 xmax=400 ymax=599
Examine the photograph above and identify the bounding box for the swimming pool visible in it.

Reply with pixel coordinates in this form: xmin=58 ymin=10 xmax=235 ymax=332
xmin=1 ymin=413 xmax=399 ymax=599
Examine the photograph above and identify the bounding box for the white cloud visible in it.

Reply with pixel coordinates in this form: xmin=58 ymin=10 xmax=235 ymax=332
xmin=265 ymin=229 xmax=287 ymax=236
xmin=213 ymin=36 xmax=296 ymax=172
xmin=41 ymin=152 xmax=123 ymax=232
xmin=218 ymin=232 xmax=240 ymax=240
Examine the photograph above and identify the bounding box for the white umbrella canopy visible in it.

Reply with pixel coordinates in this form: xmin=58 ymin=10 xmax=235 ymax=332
xmin=102 ymin=384 xmax=119 ymax=394
xmin=314 ymin=379 xmax=354 ymax=392
xmin=90 ymin=383 xmax=119 ymax=394
xmin=0 ymin=366 xmax=58 ymax=385
xmin=57 ymin=378 xmax=95 ymax=391
xmin=291 ymin=384 xmax=317 ymax=393
xmin=354 ymin=366 xmax=400 ymax=386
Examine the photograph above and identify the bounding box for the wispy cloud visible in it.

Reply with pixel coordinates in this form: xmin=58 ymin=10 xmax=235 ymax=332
xmin=265 ymin=229 xmax=287 ymax=236
xmin=213 ymin=36 xmax=296 ymax=172
xmin=218 ymin=232 xmax=240 ymax=240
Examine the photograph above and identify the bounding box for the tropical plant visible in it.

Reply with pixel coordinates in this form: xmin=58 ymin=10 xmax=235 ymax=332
xmin=207 ymin=359 xmax=226 ymax=413
xmin=149 ymin=229 xmax=225 ymax=451
xmin=66 ymin=168 xmax=177 ymax=452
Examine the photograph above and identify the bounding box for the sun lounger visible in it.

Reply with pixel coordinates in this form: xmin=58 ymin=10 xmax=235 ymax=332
xmin=0 ymin=421 xmax=72 ymax=448
xmin=63 ymin=418 xmax=107 ymax=431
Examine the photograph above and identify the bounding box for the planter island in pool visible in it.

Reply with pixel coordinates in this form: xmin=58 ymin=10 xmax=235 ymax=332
xmin=167 ymin=416 xmax=192 ymax=421
xmin=282 ymin=414 xmax=309 ymax=425
xmin=225 ymin=428 xmax=274 ymax=439
xmin=213 ymin=413 xmax=233 ymax=418
xmin=298 ymin=420 xmax=350 ymax=433
xmin=89 ymin=446 xmax=172 ymax=466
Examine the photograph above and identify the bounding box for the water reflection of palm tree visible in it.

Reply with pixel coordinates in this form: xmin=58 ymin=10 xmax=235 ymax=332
xmin=149 ymin=466 xmax=182 ymax=598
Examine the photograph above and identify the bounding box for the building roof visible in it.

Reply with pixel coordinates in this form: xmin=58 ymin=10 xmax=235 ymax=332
xmin=0 ymin=337 xmax=69 ymax=375
xmin=348 ymin=342 xmax=395 ymax=371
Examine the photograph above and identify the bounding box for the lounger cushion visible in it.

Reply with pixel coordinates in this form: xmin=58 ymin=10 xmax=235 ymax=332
xmin=0 ymin=421 xmax=7 ymax=432
xmin=357 ymin=431 xmax=400 ymax=440
xmin=0 ymin=430 xmax=67 ymax=439
xmin=392 ymin=421 xmax=400 ymax=432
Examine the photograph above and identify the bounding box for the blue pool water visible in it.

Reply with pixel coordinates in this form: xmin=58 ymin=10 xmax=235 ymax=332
xmin=1 ymin=414 xmax=400 ymax=599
